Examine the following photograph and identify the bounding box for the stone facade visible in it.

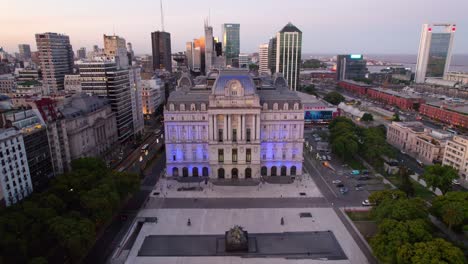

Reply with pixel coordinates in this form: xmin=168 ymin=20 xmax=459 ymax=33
xmin=164 ymin=70 xmax=304 ymax=179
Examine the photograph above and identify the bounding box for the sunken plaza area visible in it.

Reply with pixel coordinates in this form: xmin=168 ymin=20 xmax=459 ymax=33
xmin=113 ymin=173 xmax=369 ymax=264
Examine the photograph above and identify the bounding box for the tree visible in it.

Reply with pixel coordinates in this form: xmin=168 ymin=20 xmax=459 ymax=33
xmin=442 ymin=203 xmax=464 ymax=231
xmin=302 ymin=59 xmax=325 ymax=69
xmin=421 ymin=164 xmax=458 ymax=194
xmin=371 ymin=198 xmax=427 ymax=223
xmin=361 ymin=113 xmax=374 ymax=122
xmin=370 ymin=219 xmax=432 ymax=263
xmin=396 ymin=238 xmax=465 ymax=264
xmin=393 ymin=113 xmax=401 ymax=121
xmin=368 ymin=190 xmax=406 ymax=205
xmin=302 ymin=84 xmax=317 ymax=96
xmin=324 ymin=91 xmax=345 ymax=105
xmin=399 ymin=167 xmax=415 ymax=197
xmin=360 ymin=127 xmax=394 ymax=166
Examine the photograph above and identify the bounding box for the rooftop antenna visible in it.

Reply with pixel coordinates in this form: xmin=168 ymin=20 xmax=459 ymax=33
xmin=160 ymin=0 xmax=165 ymax=32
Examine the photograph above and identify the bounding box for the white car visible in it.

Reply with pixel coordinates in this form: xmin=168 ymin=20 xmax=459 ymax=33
xmin=362 ymin=199 xmax=375 ymax=206
xmin=332 ymin=180 xmax=342 ymax=184
xmin=452 ymin=179 xmax=461 ymax=185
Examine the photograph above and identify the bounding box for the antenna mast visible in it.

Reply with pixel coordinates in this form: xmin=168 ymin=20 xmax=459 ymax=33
xmin=160 ymin=0 xmax=165 ymax=32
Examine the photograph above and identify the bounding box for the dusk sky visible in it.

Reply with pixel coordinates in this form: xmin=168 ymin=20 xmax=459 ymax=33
xmin=2 ymin=0 xmax=468 ymax=55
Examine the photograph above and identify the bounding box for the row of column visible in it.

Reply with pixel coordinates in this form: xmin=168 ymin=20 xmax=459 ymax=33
xmin=209 ymin=114 xmax=260 ymax=142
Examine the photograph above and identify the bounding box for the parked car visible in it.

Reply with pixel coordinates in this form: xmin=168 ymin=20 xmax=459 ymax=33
xmin=416 ymin=160 xmax=424 ymax=167
xmin=332 ymin=180 xmax=342 ymax=184
xmin=340 ymin=187 xmax=349 ymax=194
xmin=326 ymin=155 xmax=332 ymax=161
xmin=452 ymin=179 xmax=461 ymax=185
xmin=355 ymin=183 xmax=366 ymax=191
xmin=358 ymin=176 xmax=371 ymax=181
xmin=154 ymin=129 xmax=163 ymax=137
xmin=336 ymin=183 xmax=344 ymax=188
xmin=362 ymin=199 xmax=375 ymax=206
xmin=400 ymin=150 xmax=406 ymax=155
xmin=350 ymin=170 xmax=360 ymax=175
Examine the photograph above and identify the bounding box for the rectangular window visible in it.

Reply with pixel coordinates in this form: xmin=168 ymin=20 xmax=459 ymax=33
xmin=282 ymin=151 xmax=286 ymax=160
xmin=246 ymin=149 xmax=251 ymax=162
xmin=232 ymin=149 xmax=238 ymax=162
xmin=218 ymin=129 xmax=223 ymax=142
xmin=173 ymin=155 xmax=176 ymax=161
xmin=246 ymin=128 xmax=251 ymax=142
xmin=233 ymin=129 xmax=237 ymax=142
xmin=218 ymin=149 xmax=224 ymax=163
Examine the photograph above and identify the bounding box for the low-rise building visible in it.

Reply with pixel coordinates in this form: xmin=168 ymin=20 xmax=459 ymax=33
xmin=443 ymin=135 xmax=468 ymax=180
xmin=142 ymin=78 xmax=165 ymax=116
xmin=366 ymin=87 xmax=425 ymax=110
xmin=14 ymin=80 xmax=43 ymax=97
xmin=445 ymin=72 xmax=468 ymax=86
xmin=419 ymin=100 xmax=468 ymax=129
xmin=297 ymin=91 xmax=339 ymax=125
xmin=387 ymin=121 xmax=452 ymax=165
xmin=0 ymin=74 xmax=15 ymax=94
xmin=337 ymin=80 xmax=371 ymax=95
xmin=0 ymin=128 xmax=33 ymax=206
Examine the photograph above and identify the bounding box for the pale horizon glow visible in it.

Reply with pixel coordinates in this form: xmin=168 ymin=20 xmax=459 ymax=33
xmin=1 ymin=0 xmax=467 ymax=55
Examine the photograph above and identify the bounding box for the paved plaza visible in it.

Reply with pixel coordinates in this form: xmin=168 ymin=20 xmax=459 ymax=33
xmin=150 ymin=173 xmax=323 ymax=199
xmin=122 ymin=208 xmax=368 ymax=264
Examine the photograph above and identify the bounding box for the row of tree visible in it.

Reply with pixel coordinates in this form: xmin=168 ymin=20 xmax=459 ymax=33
xmin=0 ymin=158 xmax=140 ymax=264
xmin=328 ymin=117 xmax=394 ymax=167
xmin=368 ymin=190 xmax=465 ymax=264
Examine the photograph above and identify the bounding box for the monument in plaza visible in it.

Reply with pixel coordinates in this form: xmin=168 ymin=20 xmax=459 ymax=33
xmin=225 ymin=226 xmax=249 ymax=252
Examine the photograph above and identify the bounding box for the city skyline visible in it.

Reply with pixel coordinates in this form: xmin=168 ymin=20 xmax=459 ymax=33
xmin=2 ymin=0 xmax=468 ymax=55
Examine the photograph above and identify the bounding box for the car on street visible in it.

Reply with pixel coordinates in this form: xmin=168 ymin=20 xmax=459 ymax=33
xmin=452 ymin=179 xmax=460 ymax=185
xmin=362 ymin=199 xmax=375 ymax=206
xmin=400 ymin=150 xmax=406 ymax=155
xmin=154 ymin=129 xmax=162 ymax=137
xmin=350 ymin=170 xmax=360 ymax=175
xmin=336 ymin=183 xmax=344 ymax=188
xmin=358 ymin=176 xmax=371 ymax=181
xmin=332 ymin=180 xmax=342 ymax=184
xmin=326 ymin=155 xmax=332 ymax=161
xmin=416 ymin=160 xmax=424 ymax=167
xmin=355 ymin=183 xmax=366 ymax=191
xmin=340 ymin=187 xmax=349 ymax=194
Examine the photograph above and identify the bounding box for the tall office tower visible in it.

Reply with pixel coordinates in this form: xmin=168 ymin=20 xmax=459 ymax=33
xmin=415 ymin=23 xmax=456 ymax=83
xmin=194 ymin=37 xmax=206 ymax=73
xmin=186 ymin=42 xmax=193 ymax=71
xmin=268 ymin=37 xmax=277 ymax=75
xmin=205 ymin=23 xmax=214 ymax=72
xmin=0 ymin=128 xmax=33 ymax=207
xmin=127 ymin=42 xmax=134 ymax=63
xmin=35 ymin=32 xmax=74 ymax=94
xmin=79 ymin=60 xmax=134 ymax=142
xmin=103 ymin=34 xmax=129 ymax=69
xmin=76 ymin=47 xmax=87 ymax=59
xmin=151 ymin=31 xmax=172 ymax=72
xmin=129 ymin=66 xmax=144 ymax=136
xmin=275 ymin=23 xmax=302 ymax=91
xmin=18 ymin=44 xmax=31 ymax=60
xmin=222 ymin=23 xmax=240 ymax=66
xmin=336 ymin=54 xmax=367 ymax=81
xmin=258 ymin=44 xmax=269 ymax=75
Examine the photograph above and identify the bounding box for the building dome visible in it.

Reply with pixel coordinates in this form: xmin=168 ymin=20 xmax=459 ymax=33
xmin=212 ymin=71 xmax=256 ymax=96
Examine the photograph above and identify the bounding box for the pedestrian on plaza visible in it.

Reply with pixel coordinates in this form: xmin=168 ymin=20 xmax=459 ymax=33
xmin=281 ymin=217 xmax=284 ymax=225
xmin=187 ymin=218 xmax=191 ymax=226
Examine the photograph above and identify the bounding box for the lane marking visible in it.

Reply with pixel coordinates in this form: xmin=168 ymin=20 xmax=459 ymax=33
xmin=305 ymin=156 xmax=339 ymax=198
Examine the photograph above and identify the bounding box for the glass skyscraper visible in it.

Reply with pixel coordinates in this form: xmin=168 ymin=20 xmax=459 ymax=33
xmin=415 ymin=24 xmax=456 ymax=83
xmin=222 ymin=23 xmax=240 ymax=66
xmin=275 ymin=23 xmax=302 ymax=91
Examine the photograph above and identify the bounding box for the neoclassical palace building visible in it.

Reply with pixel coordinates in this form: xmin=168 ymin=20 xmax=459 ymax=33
xmin=164 ymin=70 xmax=304 ymax=179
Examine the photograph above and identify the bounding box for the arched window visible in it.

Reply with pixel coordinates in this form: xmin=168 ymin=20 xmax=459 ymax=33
xmin=273 ymin=103 xmax=278 ymax=110
xmin=182 ymin=167 xmax=189 ymax=177
xmin=245 ymin=168 xmax=252 ymax=179
xmin=202 ymin=167 xmax=209 ymax=177
xmin=180 ymin=104 xmax=186 ymax=111
xmin=190 ymin=104 xmax=196 ymax=111
xmin=261 ymin=166 xmax=267 ymax=176
xmin=192 ymin=167 xmax=199 ymax=177
xmin=283 ymin=103 xmax=289 ymax=110
xmin=218 ymin=168 xmax=225 ymax=179
xmin=263 ymin=103 xmax=268 ymax=110
xmin=290 ymin=166 xmax=297 ymax=176
xmin=281 ymin=166 xmax=287 ymax=176
xmin=169 ymin=104 xmax=175 ymax=111
xmin=232 ymin=168 xmax=239 ymax=179
xmin=271 ymin=166 xmax=277 ymax=176
xmin=201 ymin=103 xmax=206 ymax=111
xmin=172 ymin=167 xmax=179 ymax=177
xmin=293 ymin=103 xmax=299 ymax=110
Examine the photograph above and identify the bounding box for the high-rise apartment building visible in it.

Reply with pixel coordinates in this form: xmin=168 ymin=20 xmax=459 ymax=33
xmin=415 ymin=24 xmax=456 ymax=83
xmin=0 ymin=128 xmax=33 ymax=207
xmin=275 ymin=23 xmax=302 ymax=91
xmin=258 ymin=44 xmax=269 ymax=75
xmin=267 ymin=37 xmax=277 ymax=74
xmin=129 ymin=66 xmax=145 ymax=136
xmin=151 ymin=31 xmax=172 ymax=73
xmin=76 ymin=47 xmax=87 ymax=60
xmin=238 ymin=54 xmax=249 ymax=68
xmin=103 ymin=34 xmax=129 ymax=69
xmin=18 ymin=44 xmax=31 ymax=60
xmin=79 ymin=60 xmax=134 ymax=142
xmin=35 ymin=33 xmax=74 ymax=94
xmin=222 ymin=23 xmax=240 ymax=66
xmin=336 ymin=54 xmax=367 ymax=81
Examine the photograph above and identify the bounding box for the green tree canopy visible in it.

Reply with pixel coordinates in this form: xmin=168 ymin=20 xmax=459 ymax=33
xmin=396 ymin=238 xmax=465 ymax=264
xmin=361 ymin=113 xmax=374 ymax=122
xmin=399 ymin=167 xmax=415 ymax=197
xmin=368 ymin=190 xmax=406 ymax=205
xmin=324 ymin=91 xmax=345 ymax=105
xmin=302 ymin=59 xmax=325 ymax=69
xmin=431 ymin=191 xmax=468 ymax=231
xmin=421 ymin=164 xmax=458 ymax=194
xmin=371 ymin=197 xmax=428 ymax=223
xmin=370 ymin=219 xmax=432 ymax=263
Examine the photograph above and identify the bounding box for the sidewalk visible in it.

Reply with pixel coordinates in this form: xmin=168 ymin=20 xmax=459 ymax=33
xmin=150 ymin=173 xmax=323 ymax=199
